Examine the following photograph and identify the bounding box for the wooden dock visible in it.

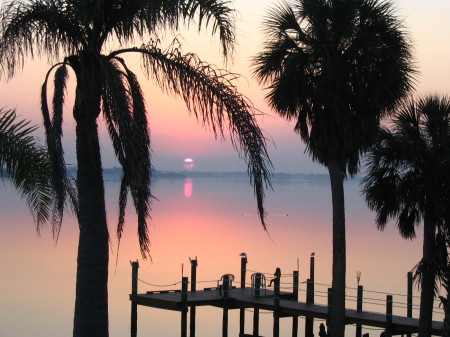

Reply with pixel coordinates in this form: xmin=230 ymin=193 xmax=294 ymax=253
xmin=129 ymin=257 xmax=444 ymax=337
xmin=130 ymin=287 xmax=442 ymax=335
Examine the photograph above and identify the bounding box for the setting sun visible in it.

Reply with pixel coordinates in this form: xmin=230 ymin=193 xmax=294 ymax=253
xmin=183 ymin=158 xmax=195 ymax=170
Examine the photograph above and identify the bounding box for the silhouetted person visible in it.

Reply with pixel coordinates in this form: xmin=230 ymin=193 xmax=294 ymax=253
xmin=269 ymin=267 xmax=281 ymax=287
xmin=318 ymin=323 xmax=327 ymax=337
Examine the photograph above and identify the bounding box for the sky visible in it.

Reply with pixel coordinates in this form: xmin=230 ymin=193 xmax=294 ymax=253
xmin=0 ymin=0 xmax=449 ymax=173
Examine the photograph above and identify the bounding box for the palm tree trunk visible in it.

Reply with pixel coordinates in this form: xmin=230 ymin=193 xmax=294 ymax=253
xmin=328 ymin=160 xmax=346 ymax=337
xmin=72 ymin=53 xmax=109 ymax=337
xmin=73 ymin=116 xmax=109 ymax=337
xmin=418 ymin=212 xmax=436 ymax=337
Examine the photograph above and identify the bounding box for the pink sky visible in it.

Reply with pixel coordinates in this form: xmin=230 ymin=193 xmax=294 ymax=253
xmin=0 ymin=0 xmax=449 ymax=173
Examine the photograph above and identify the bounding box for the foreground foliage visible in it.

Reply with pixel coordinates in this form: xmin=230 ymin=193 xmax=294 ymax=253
xmin=0 ymin=1 xmax=272 ymax=336
xmin=253 ymin=0 xmax=415 ymax=335
xmin=363 ymin=95 xmax=450 ymax=337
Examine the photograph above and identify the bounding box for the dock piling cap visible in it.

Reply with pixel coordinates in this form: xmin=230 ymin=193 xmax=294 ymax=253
xmin=189 ymin=257 xmax=198 ymax=266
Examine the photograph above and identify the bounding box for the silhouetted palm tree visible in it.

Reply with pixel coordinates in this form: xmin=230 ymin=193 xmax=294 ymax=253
xmin=252 ymin=0 xmax=414 ymax=335
xmin=362 ymin=95 xmax=450 ymax=337
xmin=0 ymin=107 xmax=76 ymax=230
xmin=0 ymin=1 xmax=272 ymax=336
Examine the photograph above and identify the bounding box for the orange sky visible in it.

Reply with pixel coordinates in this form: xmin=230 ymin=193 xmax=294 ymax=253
xmin=0 ymin=0 xmax=449 ymax=173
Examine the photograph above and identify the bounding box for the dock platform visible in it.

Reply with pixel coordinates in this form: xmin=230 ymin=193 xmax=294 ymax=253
xmin=129 ymin=257 xmax=444 ymax=337
xmin=130 ymin=287 xmax=442 ymax=335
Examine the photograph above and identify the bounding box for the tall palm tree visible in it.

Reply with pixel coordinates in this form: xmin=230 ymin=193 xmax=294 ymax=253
xmin=252 ymin=0 xmax=414 ymax=335
xmin=0 ymin=1 xmax=272 ymax=336
xmin=0 ymin=107 xmax=75 ymax=230
xmin=362 ymin=95 xmax=450 ymax=337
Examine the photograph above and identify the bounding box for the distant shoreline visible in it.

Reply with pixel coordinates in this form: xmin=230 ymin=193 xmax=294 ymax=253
xmin=68 ymin=167 xmax=362 ymax=182
xmin=1 ymin=166 xmax=361 ymax=182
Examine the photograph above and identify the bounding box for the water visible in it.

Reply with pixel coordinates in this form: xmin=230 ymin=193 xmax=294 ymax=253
xmin=0 ymin=174 xmax=441 ymax=336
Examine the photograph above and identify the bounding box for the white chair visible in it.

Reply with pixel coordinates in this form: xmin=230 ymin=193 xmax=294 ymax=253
xmin=251 ymin=273 xmax=267 ymax=296
xmin=217 ymin=274 xmax=235 ymax=297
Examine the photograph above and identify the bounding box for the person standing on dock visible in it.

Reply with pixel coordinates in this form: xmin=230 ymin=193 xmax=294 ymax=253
xmin=269 ymin=268 xmax=281 ymax=287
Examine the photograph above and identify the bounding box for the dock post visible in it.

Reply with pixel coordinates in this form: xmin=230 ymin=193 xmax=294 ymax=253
xmin=273 ymin=277 xmax=280 ymax=337
xmin=223 ymin=305 xmax=228 ymax=337
xmin=310 ymin=255 xmax=315 ymax=302
xmin=292 ymin=271 xmax=299 ymax=337
xmin=190 ymin=258 xmax=197 ymax=337
xmin=407 ymin=272 xmax=413 ymax=337
xmin=241 ymin=254 xmax=247 ymax=288
xmin=356 ymin=285 xmax=363 ymax=337
xmin=386 ymin=295 xmax=393 ymax=337
xmin=253 ymin=274 xmax=261 ymax=336
xmin=305 ymin=279 xmax=314 ymax=337
xmin=181 ymin=277 xmax=189 ymax=337
xmin=240 ymin=254 xmax=247 ymax=336
xmin=130 ymin=260 xmax=139 ymax=337
xmin=327 ymin=288 xmax=332 ymax=326
xmin=222 ymin=274 xmax=231 ymax=337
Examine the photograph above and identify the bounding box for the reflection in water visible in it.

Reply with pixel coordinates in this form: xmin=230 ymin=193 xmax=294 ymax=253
xmin=184 ymin=178 xmax=193 ymax=198
xmin=0 ymin=177 xmax=440 ymax=337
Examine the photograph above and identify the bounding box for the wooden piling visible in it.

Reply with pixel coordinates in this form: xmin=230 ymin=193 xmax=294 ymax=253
xmin=241 ymin=255 xmax=247 ymax=288
xmin=190 ymin=258 xmax=197 ymax=337
xmin=356 ymin=285 xmax=363 ymax=337
xmin=305 ymin=278 xmax=314 ymax=337
xmin=130 ymin=260 xmax=139 ymax=337
xmin=407 ymin=272 xmax=413 ymax=317
xmin=253 ymin=273 xmax=261 ymax=336
xmin=306 ymin=256 xmax=315 ymax=337
xmin=407 ymin=271 xmax=413 ymax=337
xmin=240 ymin=255 xmax=247 ymax=336
xmin=222 ymin=274 xmax=231 ymax=337
xmin=327 ymin=288 xmax=332 ymax=326
xmin=310 ymin=255 xmax=315 ymax=301
xmin=386 ymin=295 xmax=393 ymax=337
xmin=292 ymin=271 xmax=299 ymax=337
xmin=273 ymin=277 xmax=280 ymax=337
xmin=181 ymin=277 xmax=188 ymax=337
xmin=223 ymin=305 xmax=228 ymax=337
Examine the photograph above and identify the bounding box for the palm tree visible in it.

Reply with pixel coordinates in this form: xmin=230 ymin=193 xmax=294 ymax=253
xmin=252 ymin=0 xmax=414 ymax=335
xmin=362 ymin=95 xmax=450 ymax=337
xmin=0 ymin=107 xmax=75 ymax=230
xmin=0 ymin=1 xmax=272 ymax=336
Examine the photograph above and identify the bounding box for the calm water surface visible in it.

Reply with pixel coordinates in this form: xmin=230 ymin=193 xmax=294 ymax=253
xmin=0 ymin=175 xmax=441 ymax=336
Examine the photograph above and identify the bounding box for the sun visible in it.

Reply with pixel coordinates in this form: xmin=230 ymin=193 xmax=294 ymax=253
xmin=183 ymin=158 xmax=195 ymax=170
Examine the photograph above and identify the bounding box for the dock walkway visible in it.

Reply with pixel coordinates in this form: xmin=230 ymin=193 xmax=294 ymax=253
xmin=129 ymin=257 xmax=444 ymax=337
xmin=130 ymin=287 xmax=443 ymax=335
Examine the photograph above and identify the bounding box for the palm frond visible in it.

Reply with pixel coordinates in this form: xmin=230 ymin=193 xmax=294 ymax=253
xmin=0 ymin=0 xmax=83 ymax=78
xmin=100 ymin=56 xmax=153 ymax=258
xmin=180 ymin=0 xmax=236 ymax=57
xmin=253 ymin=0 xmax=415 ymax=176
xmin=0 ymin=107 xmax=54 ymax=230
xmin=94 ymin=0 xmax=235 ymax=59
xmin=41 ymin=62 xmax=78 ymax=236
xmin=112 ymin=41 xmax=273 ymax=228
